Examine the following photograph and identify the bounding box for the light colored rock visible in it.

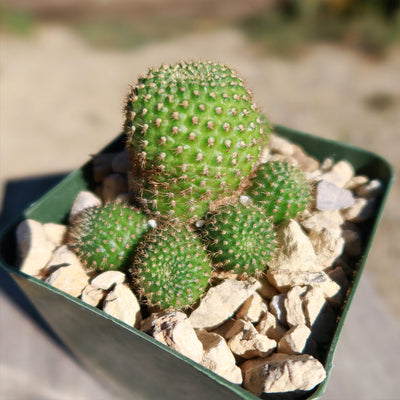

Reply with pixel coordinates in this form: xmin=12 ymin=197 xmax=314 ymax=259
xmin=227 ymin=320 xmax=276 ymax=359
xmin=316 ymin=180 xmax=355 ymax=211
xmin=69 ymin=191 xmax=101 ymax=223
xmin=91 ymin=270 xmax=125 ymax=290
xmin=196 ymin=330 xmax=242 ymax=384
xmin=291 ymin=144 xmax=320 ymax=172
xmin=269 ymin=294 xmax=287 ymax=326
xmin=256 ymin=311 xmax=287 ymax=342
xmin=308 ymin=227 xmax=345 ymax=268
xmin=268 ymin=220 xmax=319 ymax=272
xmin=111 ymin=150 xmax=130 ymax=174
xmin=269 ymin=134 xmax=295 ymax=156
xmin=241 ymin=353 xmax=326 ymax=395
xmin=102 ymin=173 xmax=128 ymax=203
xmin=267 ymin=270 xmax=341 ymax=305
xmin=103 ymin=284 xmax=141 ymax=328
xmin=343 ymin=227 xmax=362 ymax=257
xmin=223 ymin=319 xmax=247 ymax=340
xmin=303 ymin=286 xmax=327 ymax=327
xmin=278 ymin=324 xmax=312 ymax=355
xmin=300 ymin=209 xmax=344 ymax=235
xmin=320 ymin=160 xmax=355 ymax=188
xmin=16 ymin=219 xmax=56 ymax=276
xmin=284 ymin=286 xmax=308 ymax=327
xmin=341 ymin=197 xmax=376 ymax=222
xmin=45 ymin=253 xmax=89 ymax=297
xmin=257 ymin=276 xmax=279 ymax=300
xmin=320 ymin=157 xmax=334 ymax=171
xmin=354 ymin=179 xmax=384 ymax=198
xmin=43 ymin=223 xmax=67 ymax=247
xmin=189 ymin=278 xmax=261 ymax=329
xmin=345 ymin=175 xmax=369 ymax=190
xmin=81 ymin=284 xmax=104 ymax=307
xmin=210 ymin=318 xmax=237 ymax=339
xmin=150 ymin=311 xmax=202 ymax=363
xmin=235 ymin=293 xmax=268 ymax=323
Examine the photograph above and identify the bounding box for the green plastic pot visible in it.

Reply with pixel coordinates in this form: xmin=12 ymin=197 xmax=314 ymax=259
xmin=0 ymin=125 xmax=393 ymax=400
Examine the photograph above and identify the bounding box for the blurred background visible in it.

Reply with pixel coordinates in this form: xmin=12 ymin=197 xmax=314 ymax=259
xmin=1 ymin=1 xmax=399 ymax=399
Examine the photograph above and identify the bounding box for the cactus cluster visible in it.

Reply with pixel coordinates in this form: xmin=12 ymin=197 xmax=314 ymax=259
xmin=69 ymin=61 xmax=312 ymax=311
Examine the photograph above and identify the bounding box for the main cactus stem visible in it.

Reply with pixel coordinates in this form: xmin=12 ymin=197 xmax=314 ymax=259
xmin=124 ymin=61 xmax=269 ymax=222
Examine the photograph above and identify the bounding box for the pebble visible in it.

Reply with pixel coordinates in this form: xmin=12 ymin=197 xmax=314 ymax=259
xmin=256 ymin=311 xmax=287 ymax=342
xmin=103 ymin=284 xmax=142 ymax=328
xmin=341 ymin=197 xmax=376 ymax=222
xmin=278 ymin=324 xmax=312 ymax=355
xmin=291 ymin=144 xmax=320 ymax=172
xmin=227 ymin=320 xmax=277 ymax=359
xmin=91 ymin=270 xmax=125 ymax=290
xmin=269 ymin=134 xmax=295 ymax=156
xmin=284 ymin=286 xmax=308 ymax=327
xmin=354 ymin=179 xmax=384 ymax=198
xmin=44 ymin=245 xmax=81 ymax=272
xmin=269 ymin=294 xmax=287 ymax=326
xmin=320 ymin=157 xmax=334 ymax=172
xmin=235 ymin=293 xmax=268 ymax=323
xmin=241 ymin=353 xmax=326 ymax=395
xmin=150 ymin=311 xmax=203 ymax=363
xmin=300 ymin=209 xmax=344 ymax=235
xmin=345 ymin=175 xmax=369 ymax=190
xmin=257 ymin=276 xmax=280 ymax=300
xmin=16 ymin=219 xmax=56 ymax=276
xmin=196 ymin=330 xmax=242 ymax=384
xmin=81 ymin=284 xmax=104 ymax=307
xmin=43 ymin=223 xmax=68 ymax=247
xmin=268 ymin=220 xmax=319 ymax=272
xmin=102 ymin=173 xmax=129 ymax=203
xmin=316 ymin=180 xmax=355 ymax=211
xmin=69 ymin=191 xmax=101 ymax=223
xmin=111 ymin=150 xmax=130 ymax=174
xmin=320 ymin=160 xmax=355 ymax=188
xmin=189 ymin=278 xmax=261 ymax=329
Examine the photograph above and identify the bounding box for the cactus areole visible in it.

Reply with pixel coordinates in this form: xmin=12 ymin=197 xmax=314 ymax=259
xmin=124 ymin=61 xmax=270 ymax=222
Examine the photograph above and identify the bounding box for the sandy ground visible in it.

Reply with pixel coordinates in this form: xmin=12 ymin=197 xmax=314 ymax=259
xmin=1 ymin=25 xmax=399 ymax=325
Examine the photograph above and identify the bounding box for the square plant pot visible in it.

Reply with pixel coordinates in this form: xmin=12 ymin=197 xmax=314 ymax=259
xmin=0 ymin=125 xmax=393 ymax=400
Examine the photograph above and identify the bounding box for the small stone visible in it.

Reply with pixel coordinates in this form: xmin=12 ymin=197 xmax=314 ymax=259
xmin=103 ymin=284 xmax=141 ymax=328
xmin=354 ymin=179 xmax=384 ymax=198
xmin=210 ymin=318 xmax=237 ymax=339
xmin=284 ymin=286 xmax=307 ymax=327
xmin=291 ymin=145 xmax=320 ymax=172
xmin=196 ymin=330 xmax=242 ymax=384
xmin=257 ymin=276 xmax=280 ymax=300
xmin=150 ymin=311 xmax=202 ymax=363
xmin=269 ymin=294 xmax=287 ymax=326
xmin=269 ymin=134 xmax=295 ymax=156
xmin=241 ymin=353 xmax=326 ymax=395
xmin=235 ymin=293 xmax=268 ymax=323
xmin=302 ymin=286 xmax=327 ymax=327
xmin=300 ymin=209 xmax=344 ymax=235
xmin=69 ymin=191 xmax=101 ymax=223
xmin=320 ymin=157 xmax=334 ymax=171
xmin=345 ymin=175 xmax=369 ymax=190
xmin=43 ymin=223 xmax=67 ymax=247
xmin=224 ymin=319 xmax=247 ymax=340
xmin=341 ymin=197 xmax=376 ymax=222
xmin=308 ymin=227 xmax=345 ymax=268
xmin=327 ymin=267 xmax=350 ymax=294
xmin=189 ymin=278 xmax=261 ymax=329
xmin=45 ymin=252 xmax=89 ymax=297
xmin=92 ymin=152 xmax=116 ymax=182
xmin=316 ymin=180 xmax=355 ymax=211
xmin=91 ymin=270 xmax=125 ymax=290
xmin=278 ymin=324 xmax=312 ymax=355
xmin=268 ymin=220 xmax=319 ymax=272
xmin=102 ymin=173 xmax=128 ymax=203
xmin=320 ymin=160 xmax=355 ymax=188
xmin=81 ymin=284 xmax=104 ymax=307
xmin=44 ymin=245 xmax=80 ymax=272
xmin=111 ymin=150 xmax=130 ymax=174
xmin=16 ymin=219 xmax=56 ymax=276
xmin=256 ymin=311 xmax=287 ymax=342
xmin=343 ymin=227 xmax=362 ymax=257
xmin=227 ymin=321 xmax=276 ymax=359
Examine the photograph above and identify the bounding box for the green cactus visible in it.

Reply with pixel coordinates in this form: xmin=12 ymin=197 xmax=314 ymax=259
xmin=248 ymin=160 xmax=311 ymax=224
xmin=69 ymin=203 xmax=150 ymax=271
xmin=132 ymin=222 xmax=212 ymax=310
xmin=124 ymin=61 xmax=269 ymax=222
xmin=202 ymin=203 xmax=276 ymax=277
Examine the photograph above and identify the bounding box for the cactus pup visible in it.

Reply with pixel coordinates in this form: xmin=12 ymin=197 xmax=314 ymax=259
xmin=124 ymin=61 xmax=270 ymax=222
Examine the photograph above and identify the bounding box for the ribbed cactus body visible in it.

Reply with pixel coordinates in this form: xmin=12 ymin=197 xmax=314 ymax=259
xmin=249 ymin=161 xmax=311 ymax=223
xmin=132 ymin=223 xmax=212 ymax=309
xmin=202 ymin=203 xmax=276 ymax=276
xmin=125 ymin=61 xmax=268 ymax=221
xmin=69 ymin=203 xmax=149 ymax=271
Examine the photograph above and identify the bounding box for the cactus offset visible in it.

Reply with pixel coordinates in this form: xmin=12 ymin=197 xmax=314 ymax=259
xmin=124 ymin=61 xmax=269 ymax=221
xmin=69 ymin=203 xmax=150 ymax=271
xmin=202 ymin=203 xmax=276 ymax=277
xmin=132 ymin=223 xmax=212 ymax=310
xmin=248 ymin=160 xmax=311 ymax=223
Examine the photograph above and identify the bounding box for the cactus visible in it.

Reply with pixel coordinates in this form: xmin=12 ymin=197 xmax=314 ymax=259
xmin=69 ymin=203 xmax=150 ymax=271
xmin=202 ymin=203 xmax=276 ymax=277
xmin=124 ymin=61 xmax=269 ymax=222
xmin=248 ymin=160 xmax=311 ymax=224
xmin=132 ymin=222 xmax=212 ymax=310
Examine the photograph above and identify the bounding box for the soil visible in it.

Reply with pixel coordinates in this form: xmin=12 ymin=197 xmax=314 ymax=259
xmin=1 ymin=24 xmax=399 ymax=327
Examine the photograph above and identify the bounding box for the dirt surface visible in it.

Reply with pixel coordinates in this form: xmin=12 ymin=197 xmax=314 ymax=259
xmin=1 ymin=25 xmax=399 ymax=325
